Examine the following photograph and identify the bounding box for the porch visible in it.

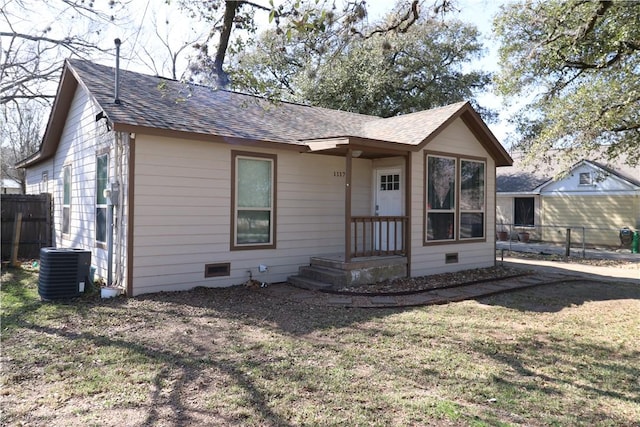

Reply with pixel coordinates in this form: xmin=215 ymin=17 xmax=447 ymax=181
xmin=289 ymin=144 xmax=412 ymax=290
xmin=287 ymin=253 xmax=408 ymax=291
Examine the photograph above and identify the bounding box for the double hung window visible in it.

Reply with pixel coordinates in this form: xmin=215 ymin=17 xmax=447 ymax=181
xmin=62 ymin=165 xmax=71 ymax=235
xmin=231 ymin=151 xmax=276 ymax=249
xmin=96 ymin=153 xmax=109 ymax=246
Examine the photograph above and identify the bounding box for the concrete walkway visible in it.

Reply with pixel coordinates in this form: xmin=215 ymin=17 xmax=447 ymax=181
xmin=263 ymin=252 xmax=638 ymax=308
xmin=496 ymin=240 xmax=640 ymax=262
xmin=501 ymin=257 xmax=639 ymax=284
xmin=261 ymin=249 xmax=640 ymax=308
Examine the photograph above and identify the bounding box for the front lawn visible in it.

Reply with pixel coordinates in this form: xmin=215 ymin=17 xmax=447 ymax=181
xmin=2 ymin=265 xmax=639 ymax=426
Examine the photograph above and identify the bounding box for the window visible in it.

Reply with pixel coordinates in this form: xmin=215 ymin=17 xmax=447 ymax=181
xmin=42 ymin=171 xmax=48 ymax=193
xmin=579 ymin=172 xmax=593 ymax=185
xmin=62 ymin=165 xmax=71 ymax=234
xmin=460 ymin=160 xmax=485 ymax=239
xmin=426 ymin=155 xmax=456 ymax=241
xmin=514 ymin=197 xmax=534 ymax=226
xmin=380 ymin=174 xmax=400 ymax=191
xmin=425 ymin=153 xmax=486 ymax=243
xmin=231 ymin=151 xmax=276 ymax=249
xmin=96 ymin=153 xmax=109 ymax=246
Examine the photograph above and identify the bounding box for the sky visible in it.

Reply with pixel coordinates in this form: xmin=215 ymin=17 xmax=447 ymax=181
xmin=107 ymin=0 xmax=514 ymax=140
xmin=6 ymin=0 xmax=514 ymax=142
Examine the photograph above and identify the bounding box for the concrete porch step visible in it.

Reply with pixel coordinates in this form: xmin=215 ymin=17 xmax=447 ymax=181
xmin=287 ymin=275 xmax=334 ymax=291
xmin=287 ymin=255 xmax=409 ymax=290
xmin=298 ymin=265 xmax=348 ymax=287
xmin=310 ymin=255 xmax=407 ymax=271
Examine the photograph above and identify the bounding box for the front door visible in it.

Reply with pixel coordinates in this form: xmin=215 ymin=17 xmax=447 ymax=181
xmin=375 ymin=168 xmax=403 ymax=251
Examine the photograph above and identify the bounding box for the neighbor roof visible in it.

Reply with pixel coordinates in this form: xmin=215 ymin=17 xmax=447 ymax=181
xmin=1 ymin=178 xmax=21 ymax=189
xmin=497 ymin=156 xmax=640 ymax=193
xmin=20 ymin=59 xmax=512 ymax=167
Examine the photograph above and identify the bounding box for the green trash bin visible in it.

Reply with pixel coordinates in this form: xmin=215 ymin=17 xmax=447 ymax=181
xmin=632 ymin=231 xmax=639 ymax=254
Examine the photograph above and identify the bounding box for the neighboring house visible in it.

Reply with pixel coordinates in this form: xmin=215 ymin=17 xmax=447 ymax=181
xmin=1 ymin=178 xmax=22 ymax=194
xmin=497 ymin=158 xmax=640 ymax=247
xmin=19 ymin=59 xmax=512 ymax=296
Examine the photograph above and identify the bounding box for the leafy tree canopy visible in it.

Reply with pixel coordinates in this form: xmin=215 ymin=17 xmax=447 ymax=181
xmin=182 ymin=0 xmax=455 ymax=87
xmin=228 ymin=3 xmax=492 ymax=118
xmin=494 ymin=0 xmax=640 ymax=167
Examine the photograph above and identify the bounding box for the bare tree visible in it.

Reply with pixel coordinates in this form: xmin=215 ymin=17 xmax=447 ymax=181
xmin=0 ymin=0 xmax=125 ymax=106
xmin=135 ymin=11 xmax=205 ymax=80
xmin=0 ymin=101 xmax=43 ymax=192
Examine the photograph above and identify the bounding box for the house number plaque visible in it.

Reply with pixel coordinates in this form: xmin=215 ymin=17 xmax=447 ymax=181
xmin=333 ymin=171 xmax=346 ymax=177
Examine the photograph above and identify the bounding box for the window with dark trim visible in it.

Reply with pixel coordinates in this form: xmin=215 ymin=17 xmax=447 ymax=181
xmin=231 ymin=151 xmax=277 ymax=250
xmin=459 ymin=159 xmax=485 ymax=239
xmin=426 ymin=155 xmax=456 ymax=241
xmin=425 ymin=153 xmax=486 ymax=244
xmin=579 ymin=172 xmax=593 ymax=185
xmin=514 ymin=197 xmax=534 ymax=226
xmin=62 ymin=165 xmax=71 ymax=235
xmin=96 ymin=153 xmax=108 ymax=246
xmin=42 ymin=171 xmax=48 ymax=193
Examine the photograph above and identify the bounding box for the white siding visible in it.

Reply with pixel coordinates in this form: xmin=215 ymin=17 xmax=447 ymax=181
xmin=410 ymin=118 xmax=497 ymax=276
xmin=25 ymin=86 xmax=129 ymax=287
xmin=131 ymin=135 xmax=374 ymax=295
xmin=25 ymin=161 xmax=54 ymax=196
xmin=541 ymin=162 xmax=639 ymax=194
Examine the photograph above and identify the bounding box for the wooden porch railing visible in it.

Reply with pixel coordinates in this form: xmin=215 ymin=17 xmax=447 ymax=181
xmin=349 ymin=216 xmax=408 ymax=259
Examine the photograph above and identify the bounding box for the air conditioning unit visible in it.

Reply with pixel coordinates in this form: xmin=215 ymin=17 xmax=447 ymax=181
xmin=38 ymin=248 xmax=91 ymax=300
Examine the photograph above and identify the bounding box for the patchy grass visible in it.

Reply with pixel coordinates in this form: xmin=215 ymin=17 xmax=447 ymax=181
xmin=2 ymin=265 xmax=639 ymax=426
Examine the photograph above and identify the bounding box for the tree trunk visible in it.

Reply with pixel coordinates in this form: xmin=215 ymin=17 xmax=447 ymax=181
xmin=213 ymin=1 xmax=239 ymax=87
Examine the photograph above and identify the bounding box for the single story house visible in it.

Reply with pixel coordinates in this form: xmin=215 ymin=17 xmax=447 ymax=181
xmin=497 ymin=157 xmax=640 ymax=247
xmin=19 ymin=59 xmax=512 ymax=296
xmin=1 ymin=178 xmax=22 ymax=194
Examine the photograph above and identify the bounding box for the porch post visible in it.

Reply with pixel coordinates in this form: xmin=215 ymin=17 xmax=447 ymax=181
xmin=345 ymin=148 xmax=353 ymax=262
xmin=404 ymin=151 xmax=412 ymax=277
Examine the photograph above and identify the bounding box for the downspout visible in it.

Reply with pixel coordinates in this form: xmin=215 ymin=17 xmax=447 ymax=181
xmin=107 ymin=184 xmax=115 ymax=286
xmin=114 ymin=38 xmax=121 ymax=104
xmin=107 ymin=38 xmax=122 ymax=286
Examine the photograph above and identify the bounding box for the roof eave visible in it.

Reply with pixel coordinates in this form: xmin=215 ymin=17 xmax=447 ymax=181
xmin=113 ymin=123 xmax=309 ymax=152
xmin=17 ymin=60 xmax=78 ymax=168
xmin=416 ymin=103 xmax=513 ymax=166
xmin=497 ymin=190 xmax=541 ymax=196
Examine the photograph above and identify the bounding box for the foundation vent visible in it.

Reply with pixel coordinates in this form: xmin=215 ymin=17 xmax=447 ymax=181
xmin=205 ymin=263 xmax=231 ymax=278
xmin=445 ymin=253 xmax=459 ymax=264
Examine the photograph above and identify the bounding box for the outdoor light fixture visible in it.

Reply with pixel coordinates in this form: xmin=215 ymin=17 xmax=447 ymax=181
xmin=95 ymin=111 xmax=111 ymax=131
xmin=352 ymin=150 xmax=363 ymax=158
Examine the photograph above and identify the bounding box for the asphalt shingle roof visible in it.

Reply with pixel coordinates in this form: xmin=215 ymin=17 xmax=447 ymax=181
xmin=70 ymin=59 xmax=379 ymax=144
xmin=496 ymin=172 xmax=549 ymax=192
xmin=20 ymin=59 xmax=512 ymax=168
xmin=68 ymin=59 xmax=475 ymax=146
xmin=496 ymin=155 xmax=640 ymax=193
xmin=361 ymin=102 xmax=468 ymax=145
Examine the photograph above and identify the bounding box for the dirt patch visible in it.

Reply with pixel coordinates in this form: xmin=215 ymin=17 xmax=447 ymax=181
xmin=336 ymin=265 xmax=527 ymax=294
xmin=3 ymin=265 xmax=639 ymax=426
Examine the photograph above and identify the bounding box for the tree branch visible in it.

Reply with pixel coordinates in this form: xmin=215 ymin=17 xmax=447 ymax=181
xmin=212 ymin=1 xmax=239 ymax=87
xmin=0 ymin=31 xmax=108 ymax=52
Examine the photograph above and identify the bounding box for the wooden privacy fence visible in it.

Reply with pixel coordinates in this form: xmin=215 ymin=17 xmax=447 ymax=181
xmin=1 ymin=194 xmax=52 ymax=261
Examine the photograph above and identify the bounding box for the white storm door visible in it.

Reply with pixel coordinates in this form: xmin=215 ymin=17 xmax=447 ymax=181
xmin=375 ymin=168 xmax=403 ymax=251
